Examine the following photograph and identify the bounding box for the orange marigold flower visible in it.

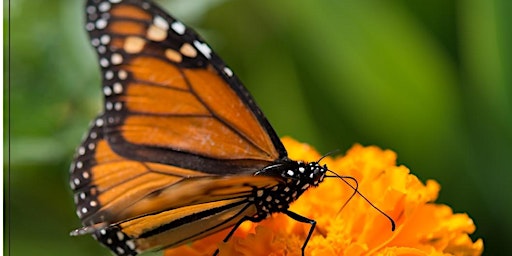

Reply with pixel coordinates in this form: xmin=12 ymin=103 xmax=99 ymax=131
xmin=164 ymin=137 xmax=483 ymax=256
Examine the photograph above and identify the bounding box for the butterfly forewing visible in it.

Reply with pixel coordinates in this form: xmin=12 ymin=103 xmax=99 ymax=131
xmin=85 ymin=0 xmax=286 ymax=174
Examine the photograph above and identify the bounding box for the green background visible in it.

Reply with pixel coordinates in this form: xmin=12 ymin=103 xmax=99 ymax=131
xmin=6 ymin=0 xmax=511 ymax=255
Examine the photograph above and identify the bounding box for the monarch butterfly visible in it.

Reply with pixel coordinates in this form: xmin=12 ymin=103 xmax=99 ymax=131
xmin=70 ymin=0 xmax=394 ymax=255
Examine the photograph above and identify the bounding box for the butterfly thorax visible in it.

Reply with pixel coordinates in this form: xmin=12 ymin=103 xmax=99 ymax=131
xmin=251 ymin=161 xmax=327 ymax=220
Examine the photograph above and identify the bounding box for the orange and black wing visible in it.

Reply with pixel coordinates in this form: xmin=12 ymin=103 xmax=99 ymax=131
xmin=71 ymin=0 xmax=294 ymax=254
xmin=70 ymin=115 xmax=280 ymax=254
xmin=85 ymin=0 xmax=287 ymax=174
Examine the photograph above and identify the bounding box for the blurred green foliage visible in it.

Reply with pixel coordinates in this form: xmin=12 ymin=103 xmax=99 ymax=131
xmin=6 ymin=0 xmax=511 ymax=255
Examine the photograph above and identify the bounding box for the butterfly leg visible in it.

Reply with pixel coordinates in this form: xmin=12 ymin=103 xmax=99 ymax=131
xmin=284 ymin=210 xmax=316 ymax=256
xmin=213 ymin=211 xmax=315 ymax=256
xmin=213 ymin=215 xmax=261 ymax=256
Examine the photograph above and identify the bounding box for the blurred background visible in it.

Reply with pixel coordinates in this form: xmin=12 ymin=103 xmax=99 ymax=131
xmin=6 ymin=0 xmax=511 ymax=255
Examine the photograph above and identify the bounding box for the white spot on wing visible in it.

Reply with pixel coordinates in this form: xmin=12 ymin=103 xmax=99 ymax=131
xmin=97 ymin=46 xmax=106 ymax=54
xmin=95 ymin=118 xmax=104 ymax=127
xmin=85 ymin=23 xmax=95 ymax=31
xmin=171 ymin=21 xmax=186 ymax=35
xmin=114 ymin=102 xmax=122 ymax=111
xmin=95 ymin=19 xmax=107 ymax=30
xmin=99 ymin=58 xmax=109 ymax=67
xmin=113 ymin=82 xmax=123 ymax=94
xmin=86 ymin=6 xmax=96 ymax=14
xmin=193 ymin=40 xmax=212 ymax=59
xmin=118 ymin=70 xmax=128 ymax=80
xmin=111 ymin=53 xmax=123 ymax=65
xmin=91 ymin=38 xmax=100 ymax=46
xmin=126 ymin=240 xmax=135 ymax=250
xmin=223 ymin=67 xmax=233 ymax=77
xmin=117 ymin=231 xmax=124 ymax=240
xmin=98 ymin=2 xmax=111 ymax=12
xmin=105 ymin=70 xmax=114 ymax=80
xmin=154 ymin=16 xmax=169 ymax=30
xmin=103 ymin=86 xmax=112 ymax=96
xmin=100 ymin=35 xmax=111 ymax=45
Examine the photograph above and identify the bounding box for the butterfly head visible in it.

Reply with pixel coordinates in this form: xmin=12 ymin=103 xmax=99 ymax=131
xmin=257 ymin=160 xmax=327 ymax=189
xmin=282 ymin=161 xmax=327 ymax=188
xmin=268 ymin=161 xmax=328 ymax=199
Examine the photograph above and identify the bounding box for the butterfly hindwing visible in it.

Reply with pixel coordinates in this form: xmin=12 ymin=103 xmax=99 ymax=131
xmin=70 ymin=115 xmax=281 ymax=254
xmin=85 ymin=0 xmax=287 ymax=174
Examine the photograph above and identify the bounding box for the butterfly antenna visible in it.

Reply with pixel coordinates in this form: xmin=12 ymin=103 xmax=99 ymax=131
xmin=326 ymin=170 xmax=396 ymax=231
xmin=317 ymin=149 xmax=341 ymax=163
xmin=336 ymin=175 xmax=359 ymax=213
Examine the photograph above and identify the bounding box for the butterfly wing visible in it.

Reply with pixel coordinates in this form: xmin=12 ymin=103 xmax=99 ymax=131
xmin=85 ymin=0 xmax=287 ymax=174
xmin=70 ymin=115 xmax=280 ymax=254
xmin=73 ymin=0 xmax=294 ymax=254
